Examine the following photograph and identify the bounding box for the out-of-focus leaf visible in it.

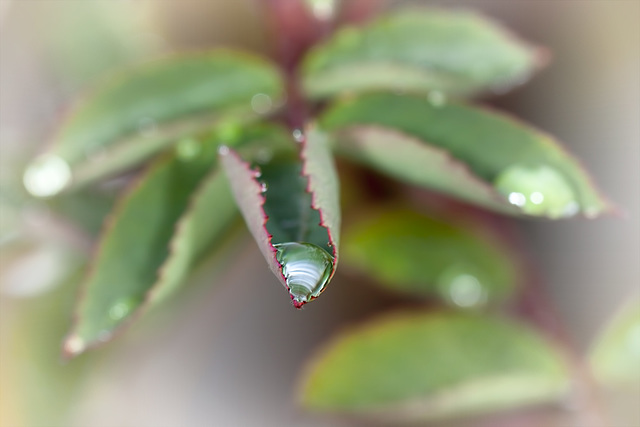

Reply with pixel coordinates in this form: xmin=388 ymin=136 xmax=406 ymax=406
xmin=342 ymin=209 xmax=517 ymax=306
xmin=300 ymin=311 xmax=569 ymax=422
xmin=64 ymin=138 xmax=236 ymax=355
xmin=24 ymin=51 xmax=284 ymax=195
xmin=589 ymin=300 xmax=640 ymax=387
xmin=321 ymin=93 xmax=611 ymax=218
xmin=332 ymin=126 xmax=518 ymax=214
xmin=220 ymin=127 xmax=340 ymax=308
xmin=301 ymin=8 xmax=543 ymax=99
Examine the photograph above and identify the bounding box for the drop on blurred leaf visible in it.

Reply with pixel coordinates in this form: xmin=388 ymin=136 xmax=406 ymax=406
xmin=25 ymin=51 xmax=284 ymax=194
xmin=321 ymin=93 xmax=611 ymax=218
xmin=342 ymin=209 xmax=517 ymax=306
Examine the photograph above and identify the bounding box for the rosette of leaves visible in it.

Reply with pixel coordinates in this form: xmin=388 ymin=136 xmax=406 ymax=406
xmin=21 ymin=4 xmax=614 ymax=424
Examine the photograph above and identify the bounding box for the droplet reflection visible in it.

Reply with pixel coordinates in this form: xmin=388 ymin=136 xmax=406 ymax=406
xmin=23 ymin=154 xmax=72 ymax=198
xmin=251 ymin=93 xmax=273 ymax=115
xmin=274 ymin=242 xmax=334 ymax=308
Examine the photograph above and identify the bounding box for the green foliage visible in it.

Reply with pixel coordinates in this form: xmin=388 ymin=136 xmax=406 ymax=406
xmin=302 ymin=8 xmax=542 ymax=99
xmin=321 ymin=92 xmax=610 ymax=218
xmin=12 ymin=4 xmax=620 ymax=425
xmin=342 ymin=209 xmax=517 ymax=305
xmin=299 ymin=311 xmax=569 ymax=422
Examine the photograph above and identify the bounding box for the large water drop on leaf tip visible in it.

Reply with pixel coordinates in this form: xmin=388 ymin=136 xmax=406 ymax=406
xmin=23 ymin=154 xmax=72 ymax=198
xmin=274 ymin=242 xmax=334 ymax=308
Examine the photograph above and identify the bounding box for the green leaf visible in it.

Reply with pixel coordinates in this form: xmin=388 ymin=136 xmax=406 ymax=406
xmin=24 ymin=51 xmax=284 ymax=196
xmin=321 ymin=93 xmax=611 ymax=218
xmin=300 ymin=311 xmax=569 ymax=422
xmin=342 ymin=209 xmax=517 ymax=306
xmin=589 ymin=300 xmax=640 ymax=387
xmin=301 ymin=8 xmax=543 ymax=99
xmin=64 ymin=138 xmax=237 ymax=355
xmin=220 ymin=127 xmax=341 ymax=308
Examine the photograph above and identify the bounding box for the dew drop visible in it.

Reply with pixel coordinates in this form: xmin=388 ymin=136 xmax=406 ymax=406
xmin=251 ymin=93 xmax=273 ymax=115
xmin=437 ymin=265 xmax=487 ymax=308
xmin=63 ymin=335 xmax=86 ymax=356
xmin=109 ymin=298 xmax=137 ymax=321
xmin=23 ymin=154 xmax=72 ymax=198
xmin=274 ymin=242 xmax=334 ymax=308
xmin=305 ymin=0 xmax=336 ymax=21
xmin=175 ymin=138 xmax=201 ymax=161
xmin=494 ymin=164 xmax=579 ymax=218
xmin=217 ymin=145 xmax=230 ymax=156
xmin=260 ymin=182 xmax=268 ymax=193
xmin=427 ymin=90 xmax=446 ymax=107
xmin=292 ymin=129 xmax=304 ymax=143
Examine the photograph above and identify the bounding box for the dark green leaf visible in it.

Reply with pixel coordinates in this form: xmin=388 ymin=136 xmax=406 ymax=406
xmin=220 ymin=127 xmax=341 ymax=308
xmin=342 ymin=209 xmax=517 ymax=306
xmin=302 ymin=8 xmax=543 ymax=99
xmin=321 ymin=93 xmax=611 ymax=218
xmin=64 ymin=138 xmax=236 ymax=355
xmin=589 ymin=300 xmax=640 ymax=387
xmin=24 ymin=51 xmax=284 ymax=196
xmin=300 ymin=311 xmax=569 ymax=422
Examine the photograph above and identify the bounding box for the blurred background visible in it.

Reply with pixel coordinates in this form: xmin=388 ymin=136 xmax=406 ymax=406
xmin=0 ymin=1 xmax=638 ymax=426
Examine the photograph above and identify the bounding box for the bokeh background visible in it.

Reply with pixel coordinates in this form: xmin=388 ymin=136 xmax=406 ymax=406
xmin=0 ymin=1 xmax=638 ymax=426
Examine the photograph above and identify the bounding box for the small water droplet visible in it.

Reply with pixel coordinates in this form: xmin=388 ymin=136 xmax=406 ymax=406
xmin=427 ymin=90 xmax=446 ymax=107
xmin=447 ymin=274 xmax=486 ymax=307
xmin=292 ymin=129 xmax=304 ymax=143
xmin=109 ymin=298 xmax=137 ymax=321
xmin=217 ymin=145 xmax=230 ymax=156
xmin=260 ymin=182 xmax=268 ymax=193
xmin=305 ymin=0 xmax=336 ymax=21
xmin=251 ymin=93 xmax=273 ymax=115
xmin=494 ymin=164 xmax=579 ymax=218
xmin=255 ymin=148 xmax=273 ymax=164
xmin=23 ymin=154 xmax=72 ymax=198
xmin=508 ymin=192 xmax=527 ymax=207
xmin=437 ymin=266 xmax=487 ymax=308
xmin=138 ymin=117 xmax=157 ymax=137
xmin=64 ymin=335 xmax=86 ymax=356
xmin=175 ymin=138 xmax=201 ymax=161
xmin=274 ymin=242 xmax=334 ymax=308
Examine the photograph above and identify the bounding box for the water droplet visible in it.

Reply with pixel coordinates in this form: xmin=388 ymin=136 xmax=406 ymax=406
xmin=175 ymin=138 xmax=201 ymax=161
xmin=217 ymin=145 xmax=230 ymax=156
xmin=494 ymin=164 xmax=579 ymax=218
xmin=427 ymin=90 xmax=446 ymax=107
xmin=255 ymin=148 xmax=273 ymax=164
xmin=530 ymin=191 xmax=544 ymax=205
xmin=109 ymin=298 xmax=137 ymax=321
xmin=64 ymin=335 xmax=86 ymax=356
xmin=260 ymin=182 xmax=268 ymax=193
xmin=138 ymin=117 xmax=157 ymax=137
xmin=508 ymin=192 xmax=527 ymax=207
xmin=251 ymin=93 xmax=273 ymax=115
xmin=274 ymin=242 xmax=334 ymax=308
xmin=305 ymin=0 xmax=336 ymax=20
xmin=23 ymin=154 xmax=72 ymax=198
xmin=447 ymin=274 xmax=486 ymax=307
xmin=292 ymin=129 xmax=304 ymax=143
xmin=437 ymin=266 xmax=487 ymax=308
